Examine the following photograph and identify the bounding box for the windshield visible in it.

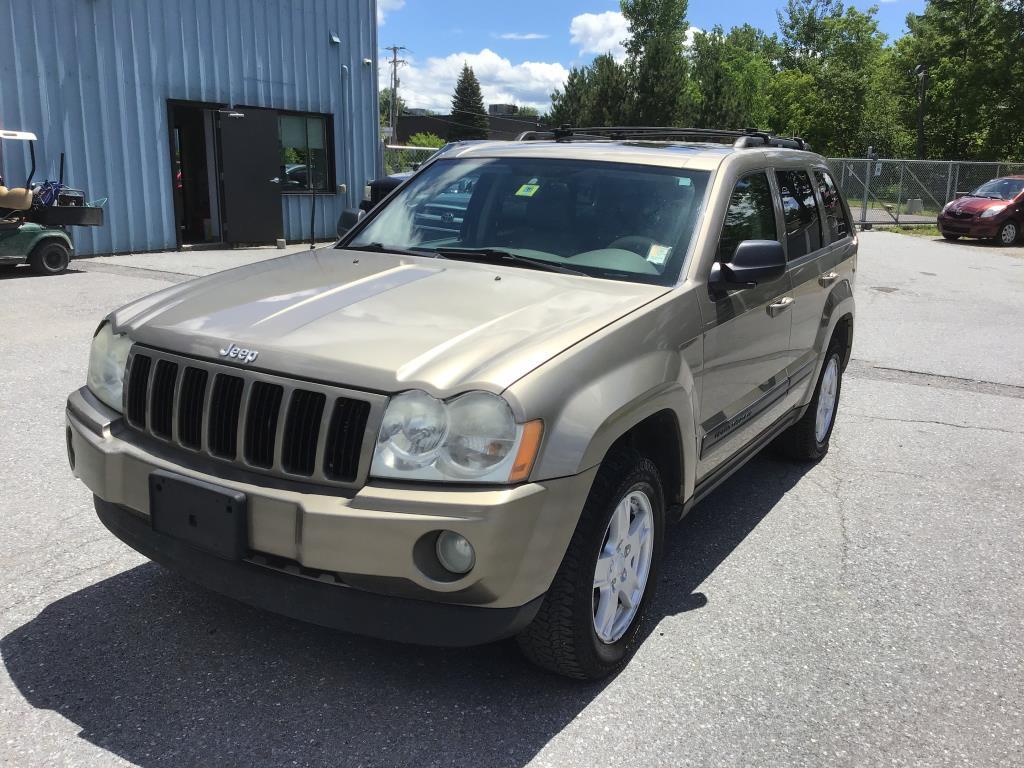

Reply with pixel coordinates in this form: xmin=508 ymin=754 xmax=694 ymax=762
xmin=344 ymin=157 xmax=711 ymax=285
xmin=969 ymin=178 xmax=1024 ymax=200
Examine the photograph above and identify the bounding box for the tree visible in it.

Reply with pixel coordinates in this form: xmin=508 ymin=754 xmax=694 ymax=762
xmin=407 ymin=132 xmax=445 ymax=148
xmin=449 ymin=64 xmax=489 ymax=140
xmin=621 ymin=0 xmax=692 ymax=124
xmin=771 ymin=0 xmax=887 ymax=155
xmin=379 ymin=86 xmax=406 ymax=128
xmin=890 ymin=0 xmax=1020 ymax=160
xmin=517 ymin=105 xmax=540 ymax=118
xmin=549 ymin=66 xmax=591 ymax=127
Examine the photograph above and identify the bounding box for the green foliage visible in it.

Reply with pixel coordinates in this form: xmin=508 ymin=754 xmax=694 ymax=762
xmin=543 ymin=0 xmax=1022 ymax=160
xmin=621 ymin=0 xmax=691 ymax=123
xmin=890 ymin=0 xmax=1024 ymax=160
xmin=517 ymin=105 xmax=540 ymax=118
xmin=379 ymin=86 xmax=406 ymax=128
xmin=449 ymin=64 xmax=490 ymax=141
xmin=549 ymin=55 xmax=629 ymax=127
xmin=407 ymin=132 xmax=445 ymax=149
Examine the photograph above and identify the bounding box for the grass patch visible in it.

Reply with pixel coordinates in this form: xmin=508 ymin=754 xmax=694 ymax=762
xmin=889 ymin=224 xmax=942 ymax=238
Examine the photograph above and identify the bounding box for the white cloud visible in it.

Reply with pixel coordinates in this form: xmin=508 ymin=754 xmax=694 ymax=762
xmin=391 ymin=49 xmax=570 ymax=113
xmin=569 ymin=12 xmax=701 ymax=61
xmin=377 ymin=0 xmax=405 ymax=24
xmin=498 ymin=32 xmax=549 ymax=40
xmin=569 ymin=11 xmax=629 ymax=62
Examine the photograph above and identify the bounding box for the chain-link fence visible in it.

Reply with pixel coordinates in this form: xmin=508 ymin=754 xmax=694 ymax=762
xmin=382 ymin=144 xmax=437 ymax=175
xmin=826 ymin=158 xmax=1024 ymax=225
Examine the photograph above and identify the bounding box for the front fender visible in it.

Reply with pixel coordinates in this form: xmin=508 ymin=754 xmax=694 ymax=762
xmin=505 ymin=290 xmax=703 ymax=503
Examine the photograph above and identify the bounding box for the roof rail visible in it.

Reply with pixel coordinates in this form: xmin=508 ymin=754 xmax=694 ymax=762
xmin=514 ymin=125 xmax=811 ymax=151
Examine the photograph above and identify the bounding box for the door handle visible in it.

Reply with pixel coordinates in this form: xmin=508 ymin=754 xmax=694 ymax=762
xmin=819 ymin=271 xmax=839 ymax=286
xmin=767 ymin=297 xmax=794 ymax=317
xmin=268 ymin=177 xmax=281 ymax=184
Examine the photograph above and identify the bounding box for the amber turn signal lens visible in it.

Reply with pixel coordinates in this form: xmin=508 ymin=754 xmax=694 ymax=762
xmin=509 ymin=420 xmax=543 ymax=484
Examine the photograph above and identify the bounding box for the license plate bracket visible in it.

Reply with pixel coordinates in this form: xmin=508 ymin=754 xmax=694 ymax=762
xmin=149 ymin=470 xmax=248 ymax=560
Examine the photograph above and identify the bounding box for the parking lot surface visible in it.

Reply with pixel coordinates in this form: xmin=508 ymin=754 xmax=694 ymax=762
xmin=1 ymin=232 xmax=1022 ymax=767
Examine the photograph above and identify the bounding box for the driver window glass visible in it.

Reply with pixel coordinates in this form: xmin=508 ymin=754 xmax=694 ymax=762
xmin=717 ymin=172 xmax=777 ymax=263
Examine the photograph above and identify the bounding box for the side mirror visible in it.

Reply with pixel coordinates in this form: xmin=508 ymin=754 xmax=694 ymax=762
xmin=710 ymin=240 xmax=786 ymax=291
xmin=337 ymin=207 xmax=365 ymax=238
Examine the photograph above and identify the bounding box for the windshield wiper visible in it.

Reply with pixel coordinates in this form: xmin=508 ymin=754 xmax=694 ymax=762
xmin=430 ymin=247 xmax=587 ymax=276
xmin=345 ymin=242 xmax=442 ymax=258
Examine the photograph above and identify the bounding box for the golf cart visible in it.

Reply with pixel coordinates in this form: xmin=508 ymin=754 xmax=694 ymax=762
xmin=0 ymin=129 xmax=104 ymax=276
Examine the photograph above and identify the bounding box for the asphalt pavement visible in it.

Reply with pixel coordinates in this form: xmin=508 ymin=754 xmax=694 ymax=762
xmin=0 ymin=232 xmax=1021 ymax=767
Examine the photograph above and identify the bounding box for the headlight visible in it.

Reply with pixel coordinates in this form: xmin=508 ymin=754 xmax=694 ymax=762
xmin=86 ymin=322 xmax=132 ymax=412
xmin=980 ymin=205 xmax=1007 ymax=218
xmin=371 ymin=390 xmax=542 ymax=483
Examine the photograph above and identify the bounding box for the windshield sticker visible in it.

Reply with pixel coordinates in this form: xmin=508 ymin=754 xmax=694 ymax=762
xmin=515 ymin=183 xmax=541 ymax=197
xmin=647 ymin=244 xmax=672 ymax=265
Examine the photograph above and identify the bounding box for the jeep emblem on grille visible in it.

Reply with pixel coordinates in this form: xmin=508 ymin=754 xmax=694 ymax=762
xmin=219 ymin=343 xmax=259 ymax=364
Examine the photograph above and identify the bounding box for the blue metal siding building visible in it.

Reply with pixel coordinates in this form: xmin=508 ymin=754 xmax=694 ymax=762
xmin=0 ymin=0 xmax=380 ymax=255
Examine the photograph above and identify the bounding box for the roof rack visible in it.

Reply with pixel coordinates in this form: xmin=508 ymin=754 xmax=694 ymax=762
xmin=514 ymin=125 xmax=811 ymax=151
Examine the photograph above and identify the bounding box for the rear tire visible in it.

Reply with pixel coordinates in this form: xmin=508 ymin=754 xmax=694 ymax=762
xmin=29 ymin=240 xmax=71 ymax=275
xmin=517 ymin=447 xmax=664 ymax=680
xmin=775 ymin=346 xmax=843 ymax=462
xmin=996 ymin=220 xmax=1019 ymax=246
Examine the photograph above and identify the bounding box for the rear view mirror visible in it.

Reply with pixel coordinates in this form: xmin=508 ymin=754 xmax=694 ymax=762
xmin=337 ymin=208 xmax=364 ymax=238
xmin=711 ymin=240 xmax=786 ymax=291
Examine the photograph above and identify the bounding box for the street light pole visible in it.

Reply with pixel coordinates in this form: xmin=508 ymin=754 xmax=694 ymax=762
xmin=914 ymin=64 xmax=929 ymax=160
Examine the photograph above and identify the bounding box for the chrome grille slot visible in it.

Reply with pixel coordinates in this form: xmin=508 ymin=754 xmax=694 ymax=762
xmin=177 ymin=367 xmax=208 ymax=449
xmin=244 ymin=381 xmax=283 ymax=468
xmin=208 ymin=374 xmax=244 ymax=459
xmin=125 ymin=354 xmax=152 ymax=429
xmin=324 ymin=398 xmax=371 ymax=482
xmin=119 ymin=346 xmax=381 ymax=489
xmin=149 ymin=360 xmax=179 ymax=439
xmin=282 ymin=390 xmax=326 ymax=476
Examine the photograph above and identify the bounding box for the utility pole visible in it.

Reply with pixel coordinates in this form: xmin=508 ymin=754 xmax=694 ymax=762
xmin=914 ymin=64 xmax=929 ymax=160
xmin=383 ymin=45 xmax=408 ymax=137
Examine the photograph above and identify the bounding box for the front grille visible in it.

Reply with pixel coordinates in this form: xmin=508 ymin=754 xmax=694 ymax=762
xmin=949 ymin=209 xmax=974 ymax=219
xmin=123 ymin=348 xmax=380 ymax=487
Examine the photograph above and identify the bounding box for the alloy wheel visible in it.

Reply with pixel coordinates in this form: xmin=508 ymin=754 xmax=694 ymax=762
xmin=592 ymin=490 xmax=654 ymax=644
xmin=815 ymin=357 xmax=840 ymax=442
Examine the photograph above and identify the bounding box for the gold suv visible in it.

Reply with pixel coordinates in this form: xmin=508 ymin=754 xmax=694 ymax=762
xmin=67 ymin=127 xmax=856 ymax=679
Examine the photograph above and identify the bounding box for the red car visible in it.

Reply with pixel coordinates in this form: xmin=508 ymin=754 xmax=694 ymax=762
xmin=937 ymin=176 xmax=1023 ymax=246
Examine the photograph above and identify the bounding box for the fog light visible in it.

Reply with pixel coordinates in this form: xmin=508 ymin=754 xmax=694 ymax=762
xmin=435 ymin=531 xmax=475 ymax=575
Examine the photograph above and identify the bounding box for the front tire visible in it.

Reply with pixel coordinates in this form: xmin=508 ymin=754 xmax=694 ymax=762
xmin=776 ymin=347 xmax=843 ymax=461
xmin=29 ymin=240 xmax=71 ymax=275
xmin=996 ymin=220 xmax=1019 ymax=246
xmin=517 ymin=447 xmax=665 ymax=680
xmin=941 ymin=232 xmax=960 ymax=241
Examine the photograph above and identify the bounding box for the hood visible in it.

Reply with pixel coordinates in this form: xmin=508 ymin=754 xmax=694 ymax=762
xmin=113 ymin=248 xmax=666 ymax=396
xmin=947 ymin=196 xmax=1010 ymax=215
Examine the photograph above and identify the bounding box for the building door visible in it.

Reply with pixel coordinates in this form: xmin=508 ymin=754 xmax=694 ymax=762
xmin=218 ymin=107 xmax=283 ymax=244
xmin=169 ymin=102 xmax=221 ymax=245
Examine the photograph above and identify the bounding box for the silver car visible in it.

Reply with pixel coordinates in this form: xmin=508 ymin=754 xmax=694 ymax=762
xmin=67 ymin=128 xmax=856 ymax=679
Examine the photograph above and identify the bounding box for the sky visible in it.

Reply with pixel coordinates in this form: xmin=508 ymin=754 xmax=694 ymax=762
xmin=377 ymin=0 xmax=927 ymax=113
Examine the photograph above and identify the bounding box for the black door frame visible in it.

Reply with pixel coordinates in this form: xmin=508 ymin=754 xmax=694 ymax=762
xmin=165 ymin=98 xmax=226 ymax=249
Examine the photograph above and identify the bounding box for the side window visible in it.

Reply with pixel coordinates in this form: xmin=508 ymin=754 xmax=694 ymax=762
xmin=717 ymin=172 xmax=777 ymax=262
xmin=814 ymin=170 xmax=850 ymax=241
xmin=775 ymin=169 xmax=822 ymax=259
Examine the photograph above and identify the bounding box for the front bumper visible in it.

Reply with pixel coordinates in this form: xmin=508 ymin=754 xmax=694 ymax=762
xmin=937 ymin=215 xmax=999 ymax=238
xmin=67 ymin=387 xmax=596 ymax=644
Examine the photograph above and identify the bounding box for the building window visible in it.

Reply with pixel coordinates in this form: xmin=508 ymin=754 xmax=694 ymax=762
xmin=279 ymin=113 xmax=330 ymax=192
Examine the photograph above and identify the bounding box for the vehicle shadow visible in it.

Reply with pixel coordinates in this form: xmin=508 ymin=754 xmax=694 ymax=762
xmin=1 ymin=454 xmax=810 ymax=768
xmin=0 ymin=266 xmax=83 ymax=280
